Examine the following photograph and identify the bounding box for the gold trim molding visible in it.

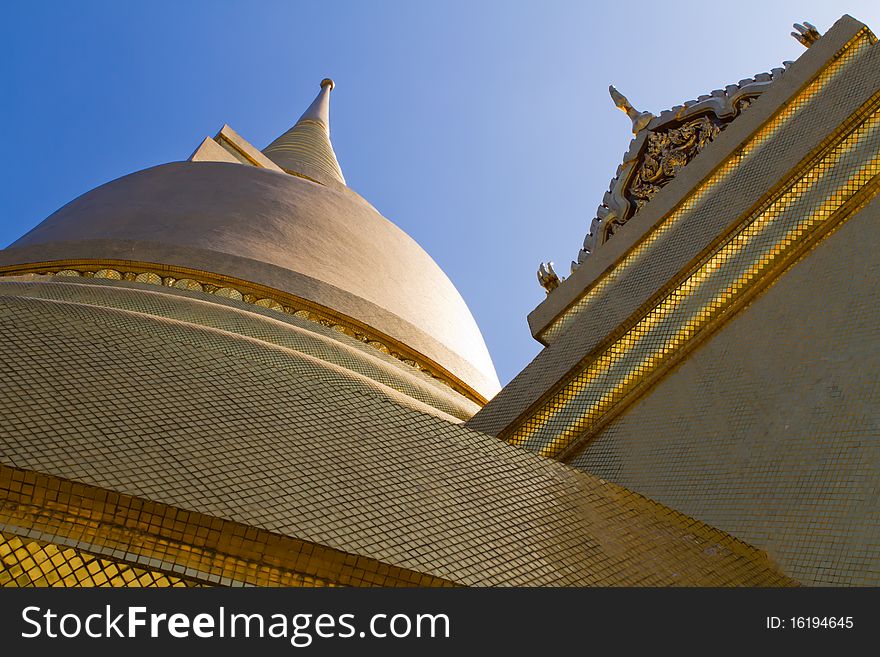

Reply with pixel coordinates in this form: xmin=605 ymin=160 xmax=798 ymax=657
xmin=0 ymin=464 xmax=457 ymax=587
xmin=0 ymin=260 xmax=487 ymax=406
xmin=1 ymin=530 xmax=202 ymax=587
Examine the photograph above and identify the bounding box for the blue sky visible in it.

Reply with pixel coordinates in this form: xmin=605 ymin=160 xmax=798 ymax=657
xmin=2 ymin=1 xmax=878 ymax=385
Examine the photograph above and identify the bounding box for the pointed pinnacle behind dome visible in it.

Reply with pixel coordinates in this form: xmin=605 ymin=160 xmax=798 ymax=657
xmin=263 ymin=78 xmax=346 ymax=186
xmin=297 ymin=78 xmax=335 ymax=128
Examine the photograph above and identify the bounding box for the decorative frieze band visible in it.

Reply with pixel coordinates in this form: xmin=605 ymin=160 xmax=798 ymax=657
xmin=0 ymin=264 xmax=484 ymax=405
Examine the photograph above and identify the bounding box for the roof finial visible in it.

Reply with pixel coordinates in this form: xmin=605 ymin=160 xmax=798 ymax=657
xmin=609 ymin=85 xmax=654 ymax=135
xmin=791 ymin=22 xmax=821 ymax=48
xmin=537 ymin=262 xmax=561 ymax=294
xmin=262 ymin=78 xmax=346 ymax=185
xmin=293 ymin=77 xmax=335 ymax=131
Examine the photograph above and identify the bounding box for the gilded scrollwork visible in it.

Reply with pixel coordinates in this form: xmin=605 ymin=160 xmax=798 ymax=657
xmin=567 ymin=61 xmax=792 ymax=277
xmin=626 ymin=116 xmax=721 ymax=213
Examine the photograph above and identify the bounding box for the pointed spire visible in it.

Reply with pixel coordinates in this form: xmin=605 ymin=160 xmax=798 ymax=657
xmin=263 ymin=78 xmax=346 ymax=186
xmin=298 ymin=77 xmax=334 ymax=125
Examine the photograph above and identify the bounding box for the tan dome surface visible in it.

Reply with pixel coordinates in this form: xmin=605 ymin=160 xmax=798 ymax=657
xmin=3 ymin=161 xmax=500 ymax=399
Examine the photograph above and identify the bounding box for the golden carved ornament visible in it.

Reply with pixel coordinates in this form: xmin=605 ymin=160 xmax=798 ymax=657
xmin=626 ymin=116 xmax=722 ymax=214
xmin=567 ymin=62 xmax=793 ymax=278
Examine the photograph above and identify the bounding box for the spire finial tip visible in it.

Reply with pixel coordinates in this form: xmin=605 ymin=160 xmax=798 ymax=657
xmin=320 ymin=78 xmax=335 ymax=91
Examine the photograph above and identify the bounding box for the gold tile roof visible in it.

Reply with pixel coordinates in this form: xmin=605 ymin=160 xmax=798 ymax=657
xmin=0 ymin=277 xmax=794 ymax=586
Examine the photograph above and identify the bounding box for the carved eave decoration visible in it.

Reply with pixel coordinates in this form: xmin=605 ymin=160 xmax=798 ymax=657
xmin=571 ymin=63 xmax=792 ymax=273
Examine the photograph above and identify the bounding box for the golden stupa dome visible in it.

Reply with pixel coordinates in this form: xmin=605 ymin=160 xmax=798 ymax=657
xmin=1 ymin=81 xmax=500 ymax=402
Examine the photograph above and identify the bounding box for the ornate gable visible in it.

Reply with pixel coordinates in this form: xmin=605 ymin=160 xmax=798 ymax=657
xmin=570 ymin=64 xmax=791 ymax=273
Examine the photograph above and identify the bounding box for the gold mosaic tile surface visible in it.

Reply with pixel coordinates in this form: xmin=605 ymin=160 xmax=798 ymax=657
xmin=0 ymin=465 xmax=442 ymax=587
xmin=570 ymin=194 xmax=880 ymax=586
xmin=458 ymin=30 xmax=880 ymax=586
xmin=0 ymin=278 xmax=478 ymax=421
xmin=0 ymin=260 xmax=484 ymax=406
xmin=0 ymin=530 xmax=199 ymax=587
xmin=0 ymin=280 xmax=793 ymax=586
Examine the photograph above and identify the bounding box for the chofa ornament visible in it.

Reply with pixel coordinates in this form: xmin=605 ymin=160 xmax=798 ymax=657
xmin=537 ymin=261 xmax=561 ymax=294
xmin=791 ymin=22 xmax=821 ymax=48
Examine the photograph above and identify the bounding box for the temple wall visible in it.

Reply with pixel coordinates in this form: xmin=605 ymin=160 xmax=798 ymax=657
xmin=570 ymin=197 xmax=880 ymax=585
